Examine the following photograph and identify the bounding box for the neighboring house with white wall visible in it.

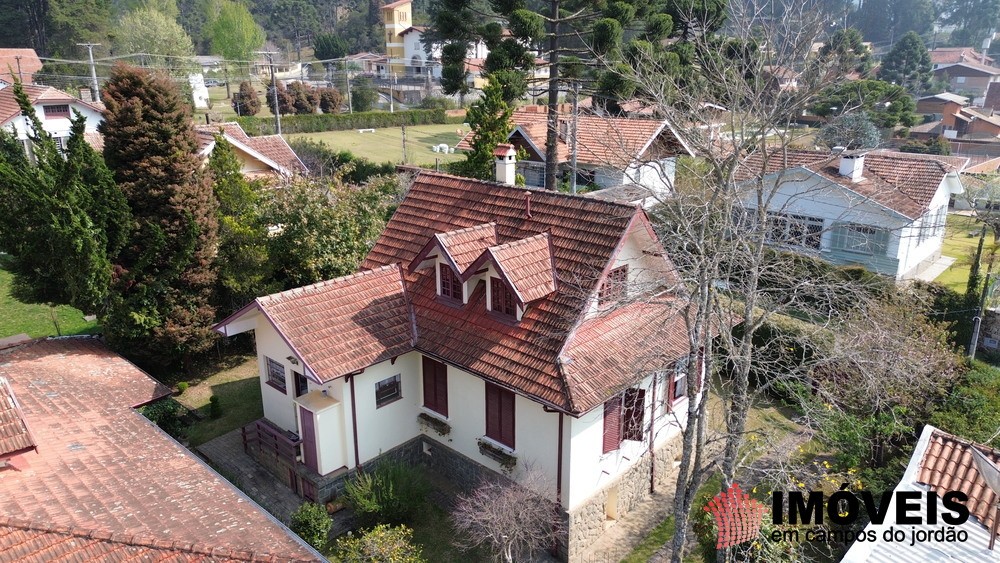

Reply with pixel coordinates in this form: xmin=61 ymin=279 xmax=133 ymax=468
xmin=215 ymin=158 xmax=702 ymax=561
xmin=735 ymin=149 xmax=965 ymax=280
xmin=0 ymin=83 xmax=103 ymax=155
xmin=457 ymin=106 xmax=693 ymax=198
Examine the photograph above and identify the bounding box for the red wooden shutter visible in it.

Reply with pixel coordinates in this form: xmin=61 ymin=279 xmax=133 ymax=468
xmin=491 ymin=278 xmax=502 ymax=311
xmin=435 ymin=362 xmax=448 ymax=417
xmin=422 ymin=356 xmax=435 ymax=410
xmin=486 ymin=383 xmax=500 ymax=442
xmin=603 ymin=397 xmax=622 ymax=453
xmin=500 ymin=388 xmax=515 ymax=448
xmin=666 ymin=372 xmax=676 ymax=412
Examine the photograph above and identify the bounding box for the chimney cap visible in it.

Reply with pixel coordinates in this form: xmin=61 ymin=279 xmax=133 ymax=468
xmin=494 ymin=143 xmax=515 ymax=157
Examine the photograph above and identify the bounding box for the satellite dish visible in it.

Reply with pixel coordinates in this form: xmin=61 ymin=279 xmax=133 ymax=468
xmin=970 ymin=447 xmax=1000 ymax=550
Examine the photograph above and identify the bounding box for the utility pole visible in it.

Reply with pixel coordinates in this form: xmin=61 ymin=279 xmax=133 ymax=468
xmin=570 ymin=81 xmax=580 ymax=194
xmin=257 ymin=51 xmax=281 ymax=135
xmin=401 ymin=123 xmax=407 ymax=163
xmin=224 ymin=64 xmax=231 ymax=99
xmin=390 ymin=72 xmax=396 ymax=113
xmin=77 ymin=43 xmax=101 ymax=102
xmin=13 ymin=55 xmax=22 ymax=82
xmin=970 ymin=260 xmax=997 ymax=360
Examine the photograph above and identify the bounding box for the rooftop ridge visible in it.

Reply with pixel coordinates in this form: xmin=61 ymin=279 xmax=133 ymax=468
xmin=489 ymin=231 xmax=549 ymax=252
xmin=0 ymin=516 xmax=312 ymax=562
xmin=257 ymin=263 xmax=401 ymax=305
xmin=438 ymin=221 xmax=497 ymax=238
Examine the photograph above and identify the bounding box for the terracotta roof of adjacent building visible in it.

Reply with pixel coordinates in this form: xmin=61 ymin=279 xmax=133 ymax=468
xmin=457 ymin=108 xmax=690 ymax=168
xmin=0 ymin=50 xmax=43 ymax=85
xmin=930 ymin=47 xmax=994 ymax=66
xmin=0 ymin=84 xmax=102 ymax=126
xmin=194 ymin=122 xmax=308 ymax=176
xmin=934 ymin=60 xmax=1000 ymax=76
xmin=918 ymin=428 xmax=1000 ymax=531
xmin=0 ymin=337 xmax=320 ymax=562
xmin=738 ymin=149 xmax=955 ymax=219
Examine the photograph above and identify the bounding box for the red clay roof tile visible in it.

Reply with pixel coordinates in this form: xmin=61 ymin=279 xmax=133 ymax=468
xmin=0 ymin=338 xmax=318 ymax=561
xmin=256 ymin=264 xmax=414 ymax=383
xmin=0 ymin=377 xmax=35 ymax=459
xmin=918 ymin=429 xmax=1000 ymax=531
xmin=486 ymin=233 xmax=557 ymax=304
xmin=0 ymin=49 xmax=42 ymax=84
xmin=435 ymin=222 xmax=498 ymax=273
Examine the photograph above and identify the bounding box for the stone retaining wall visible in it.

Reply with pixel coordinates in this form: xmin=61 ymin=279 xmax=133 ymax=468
xmin=565 ymin=437 xmax=683 ymax=561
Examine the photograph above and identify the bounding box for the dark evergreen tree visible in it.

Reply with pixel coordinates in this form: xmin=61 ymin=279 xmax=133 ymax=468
xmin=318 ymin=87 xmax=344 ymax=113
xmin=0 ymin=82 xmax=129 ymax=313
xmin=99 ymin=64 xmax=219 ymax=366
xmin=819 ymin=28 xmax=874 ymax=77
xmin=852 ymin=0 xmax=935 ymax=44
xmin=314 ymin=32 xmax=348 ymax=60
xmin=209 ymin=135 xmax=276 ymax=315
xmin=287 ymin=81 xmax=320 ymax=114
xmin=266 ymin=80 xmax=295 ymax=115
xmin=878 ymin=32 xmax=932 ymax=94
xmin=452 ymin=78 xmax=514 ymax=180
xmin=232 ymin=81 xmax=261 ymax=116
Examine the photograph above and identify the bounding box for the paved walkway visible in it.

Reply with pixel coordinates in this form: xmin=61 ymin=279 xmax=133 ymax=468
xmin=914 ymin=255 xmax=957 ymax=282
xmin=197 ymin=428 xmax=303 ymax=525
xmin=579 ymin=490 xmax=676 ymax=563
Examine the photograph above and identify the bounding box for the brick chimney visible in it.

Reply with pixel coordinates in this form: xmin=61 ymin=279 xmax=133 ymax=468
xmin=494 ymin=143 xmax=516 ymax=185
xmin=838 ymin=152 xmax=866 ymax=183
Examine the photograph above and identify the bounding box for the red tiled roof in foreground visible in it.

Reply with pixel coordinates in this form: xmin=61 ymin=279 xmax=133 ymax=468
xmin=435 ymin=222 xmax=498 ymax=273
xmin=737 ymin=149 xmax=955 ymax=220
xmin=918 ymin=428 xmax=1000 ymax=531
xmin=0 ymin=517 xmax=301 ymax=563
xmin=0 ymin=338 xmax=319 ymax=561
xmin=363 ymin=171 xmax=687 ymax=413
xmin=0 ymin=378 xmax=35 ymax=459
xmin=254 ymin=264 xmax=414 ymax=383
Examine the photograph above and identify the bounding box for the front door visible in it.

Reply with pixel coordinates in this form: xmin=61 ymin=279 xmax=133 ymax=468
xmin=299 ymin=405 xmax=319 ymax=474
xmin=294 ymin=371 xmax=308 ymax=397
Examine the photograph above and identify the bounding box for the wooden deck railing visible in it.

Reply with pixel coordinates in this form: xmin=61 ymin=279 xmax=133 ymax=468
xmin=241 ymin=418 xmax=301 ymax=468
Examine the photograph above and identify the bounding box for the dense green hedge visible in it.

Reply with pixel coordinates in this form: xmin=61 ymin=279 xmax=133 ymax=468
xmin=236 ymin=109 xmax=463 ymax=135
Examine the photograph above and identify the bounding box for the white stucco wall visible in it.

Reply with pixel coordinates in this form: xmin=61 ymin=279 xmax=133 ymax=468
xmin=416 ymin=358 xmax=563 ymax=501
xmin=565 ymin=370 xmax=687 ymax=510
xmin=625 ymin=158 xmax=677 ymax=201
xmin=254 ymin=315 xmax=300 ymax=433
xmin=343 ymin=352 xmax=422 ymax=465
xmin=895 ymin=183 xmax=953 ymax=275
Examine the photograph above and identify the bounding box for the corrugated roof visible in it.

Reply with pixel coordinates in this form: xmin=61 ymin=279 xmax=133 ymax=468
xmin=0 ymin=337 xmax=319 ymax=561
xmin=256 ymin=264 xmax=414 ymax=383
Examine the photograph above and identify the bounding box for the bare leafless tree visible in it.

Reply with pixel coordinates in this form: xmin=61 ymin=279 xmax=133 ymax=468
xmin=450 ymin=466 xmax=560 ymax=562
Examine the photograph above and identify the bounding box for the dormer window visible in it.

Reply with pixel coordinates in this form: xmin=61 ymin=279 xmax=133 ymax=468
xmin=599 ymin=265 xmax=629 ymax=307
xmin=439 ymin=263 xmax=462 ymax=300
xmin=490 ymin=277 xmax=517 ymax=317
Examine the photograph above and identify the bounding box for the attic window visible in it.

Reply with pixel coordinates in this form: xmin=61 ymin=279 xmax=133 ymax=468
xmin=439 ymin=263 xmax=462 ymax=300
xmin=490 ymin=277 xmax=516 ymax=317
xmin=598 ymin=265 xmax=629 ymax=307
xmin=43 ymin=105 xmax=70 ymax=119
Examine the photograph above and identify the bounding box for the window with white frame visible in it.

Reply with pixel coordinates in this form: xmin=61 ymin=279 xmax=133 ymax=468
xmin=375 ymin=374 xmax=402 ymax=407
xmin=265 ymin=356 xmax=287 ymax=393
xmin=764 ymin=212 xmax=823 ymax=250
xmin=831 ymin=224 xmax=890 ymax=255
xmin=670 ymin=357 xmax=689 ymax=404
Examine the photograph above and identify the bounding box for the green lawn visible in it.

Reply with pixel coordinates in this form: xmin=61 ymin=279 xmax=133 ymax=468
xmin=174 ymin=354 xmax=264 ymax=447
xmin=936 ymin=213 xmax=984 ymax=294
xmin=0 ymin=267 xmax=99 ymax=338
xmin=291 ymin=124 xmax=467 ymax=167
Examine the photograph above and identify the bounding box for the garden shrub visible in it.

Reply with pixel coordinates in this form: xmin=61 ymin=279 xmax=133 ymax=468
xmin=209 ymin=395 xmax=222 ymax=419
xmin=138 ymin=397 xmax=187 ymax=439
xmin=333 ymin=524 xmax=426 ymax=562
xmin=176 ymin=381 xmax=189 ymax=394
xmin=343 ymin=460 xmax=429 ymax=527
xmin=236 ymin=109 xmax=448 ymax=135
xmin=287 ymin=139 xmax=396 ymax=184
xmin=290 ymin=502 xmax=332 ymax=549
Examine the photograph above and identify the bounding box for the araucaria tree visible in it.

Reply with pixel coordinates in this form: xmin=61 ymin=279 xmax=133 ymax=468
xmin=878 ymin=31 xmax=932 ymax=94
xmin=0 ymin=82 xmax=129 ymax=313
xmin=100 ymin=64 xmax=219 ymax=365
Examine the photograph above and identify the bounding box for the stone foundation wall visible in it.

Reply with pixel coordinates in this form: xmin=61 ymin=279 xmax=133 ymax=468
xmin=565 ymin=437 xmax=683 ymax=562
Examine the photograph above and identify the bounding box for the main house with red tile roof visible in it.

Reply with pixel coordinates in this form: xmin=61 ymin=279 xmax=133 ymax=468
xmin=458 ymin=106 xmax=692 ymax=199
xmin=0 ymin=337 xmax=323 ymax=562
xmin=842 ymin=424 xmax=1000 ymax=562
xmin=215 ymin=158 xmax=700 ymax=560
xmin=734 ymin=149 xmax=966 ymax=280
xmin=0 ymin=83 xmax=104 ymax=155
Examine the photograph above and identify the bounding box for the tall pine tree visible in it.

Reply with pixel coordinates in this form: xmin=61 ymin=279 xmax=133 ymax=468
xmin=100 ymin=63 xmax=219 ymax=366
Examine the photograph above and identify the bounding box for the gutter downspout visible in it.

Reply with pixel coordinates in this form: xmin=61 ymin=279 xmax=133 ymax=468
xmin=550 ymin=411 xmax=565 ymax=557
xmin=348 ymin=372 xmax=361 ymax=470
xmin=648 ymin=371 xmax=658 ymax=494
